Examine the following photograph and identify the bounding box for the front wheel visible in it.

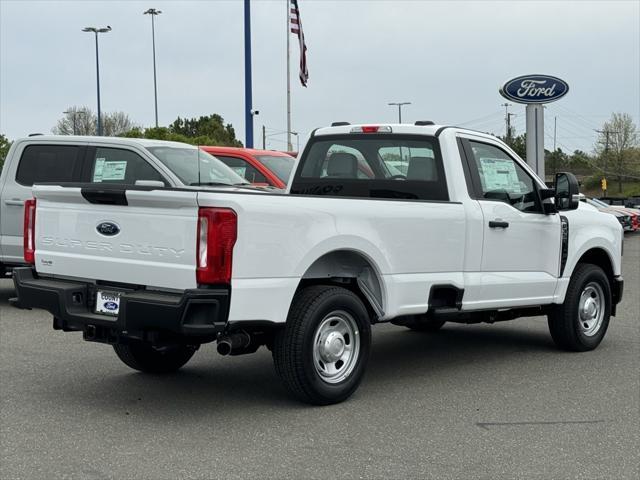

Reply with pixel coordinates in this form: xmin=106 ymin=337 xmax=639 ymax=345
xmin=273 ymin=285 xmax=372 ymax=405
xmin=113 ymin=342 xmax=197 ymax=373
xmin=548 ymin=264 xmax=611 ymax=352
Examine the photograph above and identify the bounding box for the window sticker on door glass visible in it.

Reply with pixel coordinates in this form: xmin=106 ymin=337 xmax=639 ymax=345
xmin=102 ymin=161 xmax=127 ymax=180
xmin=92 ymin=158 xmax=106 ymax=182
xmin=230 ymin=166 xmax=247 ymax=178
xmin=478 ymin=158 xmax=521 ymax=193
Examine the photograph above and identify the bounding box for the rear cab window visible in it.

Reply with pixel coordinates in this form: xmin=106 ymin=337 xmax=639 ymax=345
xmin=291 ymin=134 xmax=448 ymax=201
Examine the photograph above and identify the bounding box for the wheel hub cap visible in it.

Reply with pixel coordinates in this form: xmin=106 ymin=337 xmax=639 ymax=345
xmin=578 ymin=282 xmax=605 ymax=337
xmin=312 ymin=311 xmax=361 ymax=384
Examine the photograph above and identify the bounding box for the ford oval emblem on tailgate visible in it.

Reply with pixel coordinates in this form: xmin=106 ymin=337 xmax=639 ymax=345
xmin=96 ymin=221 xmax=120 ymax=236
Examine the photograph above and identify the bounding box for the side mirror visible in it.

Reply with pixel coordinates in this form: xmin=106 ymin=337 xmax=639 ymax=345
xmin=554 ymin=172 xmax=580 ymax=211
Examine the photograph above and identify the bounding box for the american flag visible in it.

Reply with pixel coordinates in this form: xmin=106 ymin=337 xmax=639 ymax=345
xmin=290 ymin=0 xmax=308 ymax=87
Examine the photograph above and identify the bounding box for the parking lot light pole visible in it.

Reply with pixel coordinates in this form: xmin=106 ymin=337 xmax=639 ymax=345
xmin=388 ymin=102 xmax=411 ymax=123
xmin=143 ymin=8 xmax=162 ymax=128
xmin=63 ymin=110 xmax=84 ymax=135
xmin=82 ymin=26 xmax=111 ymax=136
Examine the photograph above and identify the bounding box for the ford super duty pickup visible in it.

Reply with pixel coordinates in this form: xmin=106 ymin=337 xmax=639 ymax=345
xmin=13 ymin=123 xmax=624 ymax=405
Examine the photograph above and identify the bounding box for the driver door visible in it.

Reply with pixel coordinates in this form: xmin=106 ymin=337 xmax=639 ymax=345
xmin=460 ymin=138 xmax=561 ymax=308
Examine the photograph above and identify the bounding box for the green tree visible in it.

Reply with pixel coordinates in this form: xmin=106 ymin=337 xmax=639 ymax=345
xmin=169 ymin=114 xmax=242 ymax=147
xmin=595 ymin=113 xmax=639 ymax=193
xmin=122 ymin=114 xmax=242 ymax=147
xmin=0 ymin=133 xmax=12 ymax=172
xmin=545 ymin=148 xmax=569 ymax=176
xmin=500 ymin=133 xmax=526 ymax=159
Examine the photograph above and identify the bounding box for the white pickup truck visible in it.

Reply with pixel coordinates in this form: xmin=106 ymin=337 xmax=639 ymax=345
xmin=13 ymin=123 xmax=624 ymax=405
xmin=0 ymin=135 xmax=250 ymax=277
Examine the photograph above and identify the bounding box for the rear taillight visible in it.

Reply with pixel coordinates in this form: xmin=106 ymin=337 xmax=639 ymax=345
xmin=23 ymin=199 xmax=36 ymax=264
xmin=196 ymin=207 xmax=237 ymax=285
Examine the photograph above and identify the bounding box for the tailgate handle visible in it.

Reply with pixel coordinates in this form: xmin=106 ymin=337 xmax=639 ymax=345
xmin=81 ymin=188 xmax=128 ymax=206
xmin=4 ymin=199 xmax=24 ymax=206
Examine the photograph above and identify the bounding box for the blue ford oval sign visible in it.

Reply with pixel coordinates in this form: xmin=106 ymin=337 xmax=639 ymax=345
xmin=96 ymin=221 xmax=120 ymax=236
xmin=500 ymin=74 xmax=569 ymax=104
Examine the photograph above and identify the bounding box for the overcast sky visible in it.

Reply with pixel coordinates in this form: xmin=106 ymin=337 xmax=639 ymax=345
xmin=1 ymin=0 xmax=639 ymax=153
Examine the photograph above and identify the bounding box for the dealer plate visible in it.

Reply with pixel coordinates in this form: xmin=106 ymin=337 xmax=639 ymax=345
xmin=95 ymin=290 xmax=121 ymax=316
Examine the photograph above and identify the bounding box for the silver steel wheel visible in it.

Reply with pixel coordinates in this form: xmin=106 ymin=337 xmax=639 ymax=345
xmin=312 ymin=310 xmax=361 ymax=384
xmin=578 ymin=282 xmax=605 ymax=337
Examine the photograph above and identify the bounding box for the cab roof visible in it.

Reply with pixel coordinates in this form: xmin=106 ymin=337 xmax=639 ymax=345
xmin=312 ymin=123 xmax=498 ymax=141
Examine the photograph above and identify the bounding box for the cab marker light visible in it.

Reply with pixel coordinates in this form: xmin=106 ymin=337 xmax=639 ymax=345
xmin=350 ymin=125 xmax=392 ymax=134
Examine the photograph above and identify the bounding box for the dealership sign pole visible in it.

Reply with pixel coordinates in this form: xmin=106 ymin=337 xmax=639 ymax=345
xmin=500 ymin=75 xmax=569 ymax=180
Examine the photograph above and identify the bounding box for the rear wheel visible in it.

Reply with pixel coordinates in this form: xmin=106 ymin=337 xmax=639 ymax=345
xmin=273 ymin=285 xmax=371 ymax=405
xmin=548 ymin=264 xmax=611 ymax=352
xmin=113 ymin=342 xmax=197 ymax=373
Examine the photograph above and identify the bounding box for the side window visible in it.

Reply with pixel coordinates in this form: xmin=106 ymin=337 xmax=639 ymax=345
xmin=467 ymin=141 xmax=541 ymax=213
xmin=89 ymin=148 xmax=165 ymax=185
xmin=215 ymin=155 xmax=269 ymax=184
xmin=16 ymin=145 xmax=83 ymax=186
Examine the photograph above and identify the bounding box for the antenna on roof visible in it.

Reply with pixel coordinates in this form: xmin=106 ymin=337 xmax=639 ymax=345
xmin=197 ymin=145 xmax=201 ymax=186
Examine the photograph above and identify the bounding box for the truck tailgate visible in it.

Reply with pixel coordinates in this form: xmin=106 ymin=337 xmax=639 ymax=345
xmin=32 ymin=186 xmax=199 ymax=290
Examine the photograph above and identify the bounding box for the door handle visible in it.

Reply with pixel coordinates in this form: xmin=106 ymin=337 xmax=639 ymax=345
xmin=4 ymin=199 xmax=24 ymax=206
xmin=489 ymin=220 xmax=509 ymax=229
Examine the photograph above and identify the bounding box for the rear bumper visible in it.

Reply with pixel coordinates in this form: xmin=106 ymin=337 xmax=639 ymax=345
xmin=13 ymin=268 xmax=229 ymax=342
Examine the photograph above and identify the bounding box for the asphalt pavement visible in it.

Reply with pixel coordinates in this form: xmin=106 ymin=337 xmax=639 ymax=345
xmin=1 ymin=234 xmax=639 ymax=480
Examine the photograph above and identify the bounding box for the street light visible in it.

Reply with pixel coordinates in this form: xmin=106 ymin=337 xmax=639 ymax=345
xmin=63 ymin=110 xmax=86 ymax=135
xmin=143 ymin=8 xmax=162 ymax=127
xmin=388 ymin=102 xmax=411 ymax=123
xmin=82 ymin=26 xmax=111 ymax=136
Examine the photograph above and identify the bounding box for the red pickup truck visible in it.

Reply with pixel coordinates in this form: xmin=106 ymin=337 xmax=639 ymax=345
xmin=201 ymin=147 xmax=295 ymax=189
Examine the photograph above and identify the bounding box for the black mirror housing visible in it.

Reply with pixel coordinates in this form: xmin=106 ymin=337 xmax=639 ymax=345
xmin=554 ymin=172 xmax=580 ymax=211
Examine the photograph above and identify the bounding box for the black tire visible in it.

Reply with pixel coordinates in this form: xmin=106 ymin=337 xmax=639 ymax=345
xmin=273 ymin=285 xmax=372 ymax=405
xmin=113 ymin=342 xmax=197 ymax=373
xmin=548 ymin=263 xmax=611 ymax=352
xmin=403 ymin=315 xmax=446 ymax=332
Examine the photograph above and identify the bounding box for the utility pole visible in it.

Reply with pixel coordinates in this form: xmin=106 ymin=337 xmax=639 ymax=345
xmin=388 ymin=102 xmax=411 ymax=123
xmin=595 ymin=129 xmax=619 ymax=196
xmin=501 ymin=102 xmax=512 ymax=142
xmin=262 ymin=125 xmax=266 ymax=150
xmin=553 ymin=116 xmax=557 ymax=151
xmin=144 ymin=8 xmax=162 ymax=128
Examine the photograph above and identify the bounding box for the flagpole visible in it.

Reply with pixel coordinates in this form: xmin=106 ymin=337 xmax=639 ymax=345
xmin=244 ymin=0 xmax=254 ymax=148
xmin=286 ymin=0 xmax=292 ymax=152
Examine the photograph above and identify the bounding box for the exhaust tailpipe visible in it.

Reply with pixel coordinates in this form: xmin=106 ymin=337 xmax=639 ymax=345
xmin=217 ymin=331 xmax=251 ymax=356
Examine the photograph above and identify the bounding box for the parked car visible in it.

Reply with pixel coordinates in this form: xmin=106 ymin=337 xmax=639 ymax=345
xmin=0 ymin=135 xmax=250 ymax=276
xmin=588 ymin=197 xmax=639 ymax=231
xmin=201 ymin=146 xmax=295 ymax=189
xmin=13 ymin=123 xmax=624 ymax=405
xmin=584 ymin=198 xmax=637 ymax=232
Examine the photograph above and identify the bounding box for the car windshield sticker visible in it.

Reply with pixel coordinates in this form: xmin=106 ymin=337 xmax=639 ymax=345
xmin=92 ymin=158 xmax=106 ymax=182
xmin=478 ymin=157 xmax=521 ymax=193
xmin=102 ymin=161 xmax=127 ymax=180
xmin=231 ymin=166 xmax=247 ymax=178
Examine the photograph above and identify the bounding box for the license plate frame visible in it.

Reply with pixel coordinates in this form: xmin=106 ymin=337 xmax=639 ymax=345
xmin=95 ymin=290 xmax=122 ymax=316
